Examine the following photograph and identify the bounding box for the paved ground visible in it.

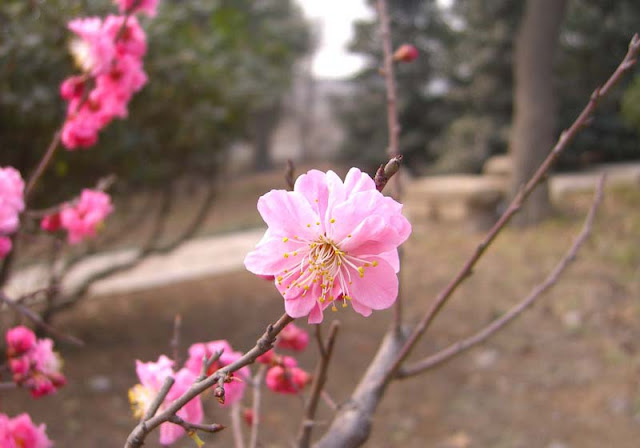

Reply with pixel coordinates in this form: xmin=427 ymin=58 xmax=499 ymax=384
xmin=6 ymin=162 xmax=639 ymax=300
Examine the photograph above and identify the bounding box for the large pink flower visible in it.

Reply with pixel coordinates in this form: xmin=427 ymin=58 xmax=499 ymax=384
xmin=60 ymin=189 xmax=113 ymax=244
xmin=0 ymin=413 xmax=52 ymax=448
xmin=185 ymin=340 xmax=250 ymax=406
xmin=244 ymin=168 xmax=411 ymax=323
xmin=0 ymin=167 xmax=25 ymax=235
xmin=129 ymin=356 xmax=203 ymax=446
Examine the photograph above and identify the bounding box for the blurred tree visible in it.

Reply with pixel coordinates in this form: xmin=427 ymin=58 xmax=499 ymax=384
xmin=334 ymin=0 xmax=457 ymax=173
xmin=621 ymin=75 xmax=640 ymax=132
xmin=510 ymin=0 xmax=567 ymax=225
xmin=0 ymin=0 xmax=310 ymax=202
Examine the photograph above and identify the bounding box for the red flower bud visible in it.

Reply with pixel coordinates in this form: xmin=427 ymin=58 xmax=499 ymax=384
xmin=393 ymin=44 xmax=418 ymax=63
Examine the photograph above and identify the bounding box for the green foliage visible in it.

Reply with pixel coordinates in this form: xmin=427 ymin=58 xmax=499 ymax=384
xmin=338 ymin=0 xmax=639 ymax=175
xmin=0 ymin=0 xmax=310 ymax=203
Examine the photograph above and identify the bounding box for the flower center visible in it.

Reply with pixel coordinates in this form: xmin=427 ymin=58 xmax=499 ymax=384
xmin=128 ymin=384 xmax=154 ymax=419
xmin=278 ymin=232 xmax=377 ymax=312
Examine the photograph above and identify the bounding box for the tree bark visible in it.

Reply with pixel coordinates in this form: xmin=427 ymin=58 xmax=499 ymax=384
xmin=251 ymin=101 xmax=282 ymax=172
xmin=510 ymin=0 xmax=567 ymax=225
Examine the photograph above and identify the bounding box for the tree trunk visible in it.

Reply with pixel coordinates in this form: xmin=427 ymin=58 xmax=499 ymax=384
xmin=510 ymin=0 xmax=567 ymax=225
xmin=251 ymin=101 xmax=283 ymax=172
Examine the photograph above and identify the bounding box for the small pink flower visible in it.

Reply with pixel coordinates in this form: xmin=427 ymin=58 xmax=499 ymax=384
xmin=0 ymin=413 xmax=52 ymax=448
xmin=60 ymin=75 xmax=87 ymax=101
xmin=6 ymin=326 xmax=36 ymax=357
xmin=129 ymin=356 xmax=203 ymax=446
xmin=244 ymin=168 xmax=411 ymax=323
xmin=265 ymin=365 xmax=311 ymax=395
xmin=104 ymin=15 xmax=147 ymax=58
xmin=242 ymin=408 xmax=254 ymax=426
xmin=68 ymin=17 xmax=115 ymax=76
xmin=7 ymin=334 xmax=66 ymax=398
xmin=60 ymin=189 xmax=113 ymax=244
xmin=61 ymin=114 xmax=101 ymax=150
xmin=256 ymin=349 xmax=275 ymax=365
xmin=0 ymin=167 xmax=25 ymax=235
xmin=276 ymin=323 xmax=309 ymax=352
xmin=185 ymin=340 xmax=250 ymax=406
xmin=0 ymin=236 xmax=12 ymax=259
xmin=115 ymin=0 xmax=159 ymax=17
xmin=393 ymin=44 xmax=418 ymax=63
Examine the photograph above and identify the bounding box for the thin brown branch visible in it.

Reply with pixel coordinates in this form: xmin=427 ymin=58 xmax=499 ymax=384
xmin=124 ymin=313 xmax=294 ymax=448
xmin=166 ymin=414 xmax=225 ymax=435
xmin=144 ymin=376 xmax=174 ymax=421
xmin=285 ymin=159 xmax=295 ymax=190
xmin=0 ymin=291 xmax=83 ymax=346
xmin=171 ymin=314 xmax=182 ymax=367
xmin=385 ymin=33 xmax=640 ymax=383
xmin=24 ymin=131 xmax=61 ymax=200
xmin=231 ymin=402 xmax=246 ymax=448
xmin=314 ymin=323 xmax=326 ymax=357
xmin=297 ymin=321 xmax=340 ymax=448
xmin=376 ymin=0 xmax=404 ymax=332
xmin=249 ymin=365 xmax=267 ymax=448
xmin=397 ymin=175 xmax=606 ymax=378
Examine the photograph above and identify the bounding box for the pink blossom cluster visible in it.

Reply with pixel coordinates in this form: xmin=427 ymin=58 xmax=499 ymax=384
xmin=245 ymin=168 xmax=411 ymax=323
xmin=0 ymin=167 xmax=25 ymax=258
xmin=0 ymin=413 xmax=52 ymax=448
xmin=129 ymin=356 xmax=203 ymax=446
xmin=257 ymin=323 xmax=312 ymax=395
xmin=61 ymin=11 xmax=151 ymax=149
xmin=42 ymin=189 xmax=113 ymax=244
xmin=184 ymin=339 xmax=251 ymax=406
xmin=5 ymin=326 xmax=66 ymax=398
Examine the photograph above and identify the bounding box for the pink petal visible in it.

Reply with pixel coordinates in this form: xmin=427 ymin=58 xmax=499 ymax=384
xmin=284 ymin=295 xmax=317 ymax=319
xmin=348 ymin=258 xmax=398 ymax=310
xmin=350 ymin=298 xmax=373 ymax=317
xmin=244 ymin=236 xmax=305 ymax=276
xmin=307 ymin=302 xmax=324 ymax=324
xmin=294 ymin=170 xmax=329 ymax=221
xmin=343 ymin=167 xmax=376 ymax=195
xmin=257 ymin=190 xmax=320 ymax=239
xmin=159 ymin=421 xmax=185 ymax=446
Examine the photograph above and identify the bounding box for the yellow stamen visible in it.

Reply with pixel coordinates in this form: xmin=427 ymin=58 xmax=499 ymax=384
xmin=282 ymin=237 xmax=289 ymax=242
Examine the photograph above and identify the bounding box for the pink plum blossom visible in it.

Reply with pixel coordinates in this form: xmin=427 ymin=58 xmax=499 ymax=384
xmin=68 ymin=17 xmax=116 ymax=76
xmin=40 ymin=213 xmax=62 ymax=233
xmin=393 ymin=43 xmax=419 ymax=63
xmin=129 ymin=356 xmax=203 ymax=446
xmin=6 ymin=328 xmax=66 ymax=398
xmin=0 ymin=413 xmax=52 ymax=448
xmin=276 ymin=323 xmax=309 ymax=351
xmin=265 ymin=365 xmax=311 ymax=395
xmin=60 ymin=189 xmax=113 ymax=244
xmin=6 ymin=326 xmax=36 ymax=357
xmin=185 ymin=340 xmax=250 ymax=406
xmin=104 ymin=15 xmax=147 ymax=58
xmin=0 ymin=167 xmax=25 ymax=235
xmin=244 ymin=168 xmax=411 ymax=323
xmin=115 ymin=0 xmax=159 ymax=17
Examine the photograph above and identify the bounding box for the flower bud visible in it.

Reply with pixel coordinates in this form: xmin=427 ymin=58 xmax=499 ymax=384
xmin=6 ymin=326 xmax=36 ymax=356
xmin=393 ymin=44 xmax=418 ymax=63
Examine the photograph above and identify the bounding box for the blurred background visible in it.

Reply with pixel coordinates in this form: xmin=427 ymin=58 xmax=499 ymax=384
xmin=1 ymin=0 xmax=640 ymax=447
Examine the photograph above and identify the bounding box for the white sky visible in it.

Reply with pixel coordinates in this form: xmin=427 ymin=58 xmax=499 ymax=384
xmin=296 ymin=0 xmax=374 ymax=79
xmin=297 ymin=0 xmax=453 ymax=79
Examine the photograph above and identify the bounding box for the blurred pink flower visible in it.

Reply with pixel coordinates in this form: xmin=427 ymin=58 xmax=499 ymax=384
xmin=244 ymin=168 xmax=411 ymax=323
xmin=185 ymin=340 xmax=250 ymax=406
xmin=276 ymin=323 xmax=309 ymax=352
xmin=60 ymin=75 xmax=86 ymax=101
xmin=0 ymin=413 xmax=52 ymax=448
xmin=6 ymin=328 xmax=66 ymax=398
xmin=129 ymin=355 xmax=203 ymax=446
xmin=265 ymin=365 xmax=311 ymax=395
xmin=104 ymin=15 xmax=147 ymax=58
xmin=115 ymin=0 xmax=159 ymax=17
xmin=40 ymin=213 xmax=62 ymax=233
xmin=68 ymin=17 xmax=115 ymax=76
xmin=6 ymin=326 xmax=36 ymax=357
xmin=60 ymin=189 xmax=113 ymax=244
xmin=0 ymin=167 xmax=25 ymax=235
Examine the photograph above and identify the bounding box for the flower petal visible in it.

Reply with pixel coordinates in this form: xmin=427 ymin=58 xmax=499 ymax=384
xmin=244 ymin=236 xmax=305 ymax=276
xmin=343 ymin=167 xmax=376 ymax=195
xmin=294 ymin=170 xmax=329 ymax=221
xmin=257 ymin=190 xmax=320 ymax=239
xmin=284 ymin=295 xmax=317 ymax=319
xmin=348 ymin=258 xmax=398 ymax=310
